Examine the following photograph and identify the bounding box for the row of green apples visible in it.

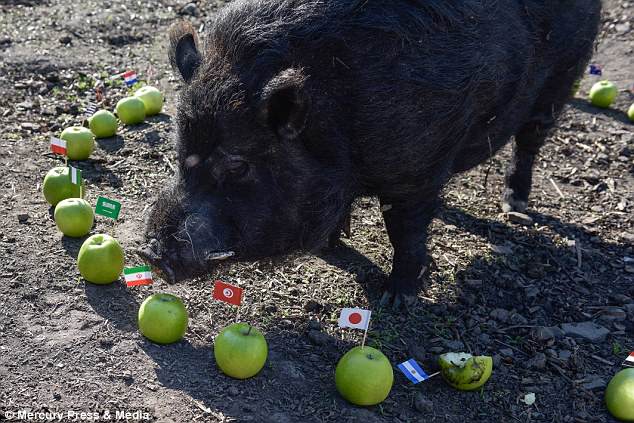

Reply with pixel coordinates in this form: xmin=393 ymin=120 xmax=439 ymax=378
xmin=55 ymin=86 xmax=164 ymax=160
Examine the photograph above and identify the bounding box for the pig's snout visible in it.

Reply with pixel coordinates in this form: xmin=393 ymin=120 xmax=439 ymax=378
xmin=136 ymin=238 xmax=178 ymax=283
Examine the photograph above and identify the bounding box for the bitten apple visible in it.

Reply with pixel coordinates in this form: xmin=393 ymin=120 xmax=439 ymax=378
xmin=77 ymin=234 xmax=124 ymax=284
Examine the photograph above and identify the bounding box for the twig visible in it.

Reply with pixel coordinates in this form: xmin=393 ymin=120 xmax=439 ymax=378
xmin=590 ymin=354 xmax=613 ymax=366
xmin=548 ymin=177 xmax=565 ymax=199
xmin=494 ymin=339 xmax=530 ymax=357
xmin=547 ymin=359 xmax=573 ymax=383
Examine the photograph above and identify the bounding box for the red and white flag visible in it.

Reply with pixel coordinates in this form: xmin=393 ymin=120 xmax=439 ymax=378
xmin=338 ymin=308 xmax=371 ymax=330
xmin=50 ymin=136 xmax=67 ymax=156
xmin=624 ymin=351 xmax=634 ymax=367
xmin=213 ymin=280 xmax=242 ymax=306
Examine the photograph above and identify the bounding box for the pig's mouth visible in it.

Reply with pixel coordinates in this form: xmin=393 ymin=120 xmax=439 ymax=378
xmin=136 ymin=239 xmax=235 ymax=283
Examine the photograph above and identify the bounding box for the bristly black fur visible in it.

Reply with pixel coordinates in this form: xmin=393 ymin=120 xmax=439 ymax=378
xmin=142 ymin=0 xmax=601 ymax=299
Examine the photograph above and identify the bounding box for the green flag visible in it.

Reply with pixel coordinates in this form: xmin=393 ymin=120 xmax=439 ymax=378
xmin=95 ymin=196 xmax=121 ymax=220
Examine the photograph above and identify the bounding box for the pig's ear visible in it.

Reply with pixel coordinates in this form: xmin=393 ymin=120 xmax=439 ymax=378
xmin=168 ymin=21 xmax=202 ymax=83
xmin=260 ymin=68 xmax=310 ymax=141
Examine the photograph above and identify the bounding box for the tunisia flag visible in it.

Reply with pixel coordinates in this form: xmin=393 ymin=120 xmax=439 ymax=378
xmin=213 ymin=280 xmax=242 ymax=306
xmin=338 ymin=308 xmax=371 ymax=330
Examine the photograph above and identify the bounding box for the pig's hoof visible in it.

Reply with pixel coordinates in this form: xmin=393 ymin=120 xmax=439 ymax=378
xmin=501 ymin=189 xmax=528 ymax=213
xmin=380 ymin=291 xmax=417 ymax=311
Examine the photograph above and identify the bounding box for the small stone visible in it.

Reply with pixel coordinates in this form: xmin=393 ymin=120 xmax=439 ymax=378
xmin=443 ymin=339 xmax=465 ymax=351
xmin=524 ymin=352 xmax=547 ymax=370
xmin=59 ymin=35 xmax=72 ymax=44
xmin=500 ymin=348 xmax=514 ymax=357
xmin=478 ymin=333 xmax=491 ymax=345
xmin=304 ymin=300 xmax=322 ymax=313
xmin=0 ymin=36 xmax=11 ymax=46
xmin=506 ymin=211 xmax=533 ymax=226
xmin=414 ymin=393 xmax=434 ymax=413
xmin=17 ymin=213 xmax=29 ymax=223
xmin=531 ymin=326 xmax=559 ymax=343
xmin=179 ymin=2 xmax=200 ymax=16
xmin=560 ymin=321 xmax=610 ymax=343
xmin=558 ymin=350 xmax=572 ymax=363
xmin=307 ymin=330 xmax=331 ymax=346
xmin=490 ymin=308 xmax=510 ymax=323
xmin=20 ymin=122 xmax=39 ymax=131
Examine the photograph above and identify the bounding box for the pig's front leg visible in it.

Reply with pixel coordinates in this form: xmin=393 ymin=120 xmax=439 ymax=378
xmin=379 ymin=197 xmax=437 ymax=310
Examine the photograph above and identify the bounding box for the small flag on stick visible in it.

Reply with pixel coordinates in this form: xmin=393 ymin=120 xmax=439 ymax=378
xmin=50 ymin=136 xmax=67 ymax=156
xmin=338 ymin=308 xmax=371 ymax=330
xmin=398 ymin=359 xmax=431 ymax=384
xmin=122 ymin=70 xmax=138 ymax=87
xmin=85 ymin=102 xmax=98 ymax=117
xmin=124 ymin=265 xmax=153 ymax=287
xmin=623 ymin=351 xmax=634 ymax=367
xmin=69 ymin=166 xmax=82 ymax=185
xmin=213 ymin=280 xmax=243 ymax=306
xmin=95 ymin=196 xmax=121 ymax=220
xmin=589 ymin=64 xmax=602 ymax=76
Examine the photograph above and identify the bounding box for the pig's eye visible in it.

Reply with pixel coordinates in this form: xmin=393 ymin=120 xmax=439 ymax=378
xmin=225 ymin=159 xmax=249 ymax=179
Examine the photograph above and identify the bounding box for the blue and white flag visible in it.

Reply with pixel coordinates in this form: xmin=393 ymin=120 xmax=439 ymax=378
xmin=589 ymin=64 xmax=602 ymax=76
xmin=397 ymin=359 xmax=430 ymax=384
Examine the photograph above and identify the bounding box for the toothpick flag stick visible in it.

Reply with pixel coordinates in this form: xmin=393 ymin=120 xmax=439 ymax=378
xmin=338 ymin=308 xmax=372 ymax=349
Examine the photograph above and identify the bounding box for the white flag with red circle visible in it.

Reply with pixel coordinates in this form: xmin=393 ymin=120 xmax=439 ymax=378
xmin=338 ymin=308 xmax=371 ymax=330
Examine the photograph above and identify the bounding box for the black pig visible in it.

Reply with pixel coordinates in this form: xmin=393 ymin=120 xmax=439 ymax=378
xmin=140 ymin=0 xmax=601 ymax=307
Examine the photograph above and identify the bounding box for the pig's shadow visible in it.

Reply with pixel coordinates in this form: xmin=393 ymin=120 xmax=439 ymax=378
xmin=568 ymin=98 xmax=632 ymax=125
xmin=139 ymin=328 xmax=364 ymax=422
xmin=84 ymin=281 xmax=139 ymax=332
xmin=95 ymin=135 xmax=125 ymax=153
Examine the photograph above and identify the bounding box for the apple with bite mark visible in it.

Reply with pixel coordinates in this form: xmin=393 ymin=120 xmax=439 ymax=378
xmin=54 ymin=198 xmax=94 ymax=237
xmin=335 ymin=346 xmax=394 ymax=406
xmin=138 ymin=293 xmax=189 ymax=345
xmin=77 ymin=234 xmax=124 ymax=284
xmin=61 ymin=126 xmax=95 ymax=160
xmin=214 ymin=323 xmax=268 ymax=379
xmin=116 ymin=97 xmax=146 ymax=125
xmin=89 ymin=110 xmax=118 ymax=138
xmin=42 ymin=166 xmax=83 ymax=206
xmin=135 ymin=86 xmax=164 ymax=116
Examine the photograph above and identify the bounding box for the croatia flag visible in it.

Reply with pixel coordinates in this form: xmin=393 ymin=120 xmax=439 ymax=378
xmin=124 ymin=265 xmax=153 ymax=287
xmin=213 ymin=280 xmax=243 ymax=306
xmin=122 ymin=70 xmax=138 ymax=86
xmin=50 ymin=136 xmax=67 ymax=156
xmin=398 ymin=358 xmax=430 ymax=384
xmin=338 ymin=308 xmax=371 ymax=330
xmin=624 ymin=351 xmax=634 ymax=367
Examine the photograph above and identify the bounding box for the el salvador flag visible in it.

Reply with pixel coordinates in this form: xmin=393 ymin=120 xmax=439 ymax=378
xmin=397 ymin=359 xmax=429 ymax=384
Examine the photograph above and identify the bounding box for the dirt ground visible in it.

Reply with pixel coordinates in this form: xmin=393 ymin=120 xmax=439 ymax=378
xmin=0 ymin=1 xmax=633 ymax=422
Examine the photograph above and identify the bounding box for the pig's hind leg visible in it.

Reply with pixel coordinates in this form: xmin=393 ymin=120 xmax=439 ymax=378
xmin=379 ymin=196 xmax=439 ymax=310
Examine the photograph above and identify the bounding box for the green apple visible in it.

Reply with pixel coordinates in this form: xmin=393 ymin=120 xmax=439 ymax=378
xmin=138 ymin=293 xmax=189 ymax=345
xmin=42 ymin=166 xmax=82 ymax=206
xmin=61 ymin=126 xmax=94 ymax=160
xmin=628 ymin=103 xmax=634 ymax=122
xmin=335 ymin=346 xmax=393 ymax=406
xmin=134 ymin=86 xmax=164 ymax=116
xmin=54 ymin=198 xmax=94 ymax=237
xmin=116 ymin=97 xmax=146 ymax=125
xmin=77 ymin=234 xmax=124 ymax=285
xmin=605 ymin=368 xmax=634 ymax=422
xmin=89 ymin=110 xmax=118 ymax=138
xmin=589 ymin=80 xmax=618 ymax=108
xmin=438 ymin=352 xmax=493 ymax=391
xmin=214 ymin=323 xmax=268 ymax=379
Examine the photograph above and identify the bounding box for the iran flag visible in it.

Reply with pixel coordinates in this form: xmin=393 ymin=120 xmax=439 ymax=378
xmin=624 ymin=351 xmax=634 ymax=367
xmin=338 ymin=308 xmax=371 ymax=330
xmin=213 ymin=280 xmax=242 ymax=306
xmin=50 ymin=136 xmax=67 ymax=156
xmin=124 ymin=265 xmax=153 ymax=287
